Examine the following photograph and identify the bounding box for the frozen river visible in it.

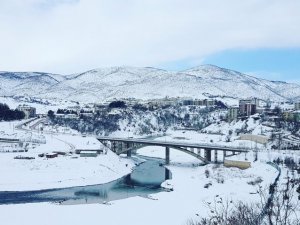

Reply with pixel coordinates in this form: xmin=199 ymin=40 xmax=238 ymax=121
xmin=0 ymin=156 xmax=172 ymax=205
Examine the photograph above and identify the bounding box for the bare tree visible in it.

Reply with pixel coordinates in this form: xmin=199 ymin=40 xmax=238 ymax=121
xmin=188 ymin=182 xmax=300 ymax=225
xmin=265 ymin=171 xmax=300 ymax=225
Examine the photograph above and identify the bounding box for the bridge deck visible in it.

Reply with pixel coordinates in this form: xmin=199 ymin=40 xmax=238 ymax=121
xmin=96 ymin=137 xmax=250 ymax=152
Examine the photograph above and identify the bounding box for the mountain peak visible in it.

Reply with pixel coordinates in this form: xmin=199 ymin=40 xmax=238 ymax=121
xmin=184 ymin=64 xmax=222 ymax=72
xmin=183 ymin=64 xmax=242 ymax=75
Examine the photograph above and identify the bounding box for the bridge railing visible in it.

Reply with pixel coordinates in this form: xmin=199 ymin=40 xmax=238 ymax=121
xmin=96 ymin=136 xmax=254 ymax=152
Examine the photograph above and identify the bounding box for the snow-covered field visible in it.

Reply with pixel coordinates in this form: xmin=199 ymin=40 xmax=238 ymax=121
xmin=0 ymin=120 xmax=134 ymax=191
xmin=0 ymin=145 xmax=281 ymax=225
xmin=0 ymin=119 xmax=299 ymax=225
xmin=0 ymin=96 xmax=79 ymax=114
xmin=0 ymin=150 xmax=134 ymax=191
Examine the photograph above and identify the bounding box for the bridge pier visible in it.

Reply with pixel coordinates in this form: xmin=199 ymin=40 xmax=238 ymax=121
xmin=190 ymin=147 xmax=194 ymax=153
xmin=197 ymin=148 xmax=201 ymax=155
xmin=166 ymin=146 xmax=170 ymax=164
xmin=165 ymin=168 xmax=171 ymax=180
xmin=223 ymin=150 xmax=226 ymax=162
xmin=126 ymin=142 xmax=131 ymax=157
xmin=112 ymin=141 xmax=117 ymax=153
xmin=204 ymin=149 xmax=211 ymax=162
xmin=214 ymin=150 xmax=218 ymax=163
xmin=119 ymin=142 xmax=123 ymax=153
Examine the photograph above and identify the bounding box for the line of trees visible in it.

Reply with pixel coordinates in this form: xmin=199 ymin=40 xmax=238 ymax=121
xmin=109 ymin=100 xmax=126 ymax=108
xmin=56 ymin=109 xmax=77 ymax=115
xmin=0 ymin=103 xmax=25 ymax=121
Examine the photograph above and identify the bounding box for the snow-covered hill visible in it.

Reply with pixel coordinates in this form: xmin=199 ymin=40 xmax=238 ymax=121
xmin=1 ymin=65 xmax=299 ymax=103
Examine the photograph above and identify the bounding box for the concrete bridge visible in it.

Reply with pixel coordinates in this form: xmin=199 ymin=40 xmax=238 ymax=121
xmin=97 ymin=137 xmax=250 ymax=164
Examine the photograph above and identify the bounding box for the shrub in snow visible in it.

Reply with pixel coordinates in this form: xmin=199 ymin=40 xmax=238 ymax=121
xmin=205 ymin=169 xmax=210 ymax=178
xmin=247 ymin=177 xmax=263 ymax=186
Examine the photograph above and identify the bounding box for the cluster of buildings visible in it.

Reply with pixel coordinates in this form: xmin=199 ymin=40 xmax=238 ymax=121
xmin=17 ymin=105 xmax=36 ymax=119
xmin=72 ymin=97 xmax=217 ymax=116
xmin=181 ymin=98 xmax=215 ymax=107
xmin=147 ymin=97 xmax=216 ymax=108
xmin=227 ymin=98 xmax=261 ymax=122
xmin=101 ymin=97 xmax=216 ymax=109
xmin=55 ymin=105 xmax=94 ymax=119
xmin=228 ymin=98 xmax=300 ymax=123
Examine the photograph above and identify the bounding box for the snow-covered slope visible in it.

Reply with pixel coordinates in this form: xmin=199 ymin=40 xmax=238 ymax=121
xmin=0 ymin=71 xmax=65 ymax=97
xmin=1 ymin=65 xmax=300 ymax=103
xmin=183 ymin=65 xmax=300 ymax=100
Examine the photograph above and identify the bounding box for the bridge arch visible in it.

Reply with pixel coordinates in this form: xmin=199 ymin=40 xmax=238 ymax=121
xmin=105 ymin=142 xmax=208 ymax=164
xmin=97 ymin=137 xmax=249 ymax=165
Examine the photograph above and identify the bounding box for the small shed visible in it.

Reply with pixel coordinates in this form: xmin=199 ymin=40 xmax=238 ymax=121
xmin=224 ymin=159 xmax=251 ymax=170
xmin=80 ymin=151 xmax=98 ymax=157
xmin=46 ymin=153 xmax=58 ymax=159
xmin=76 ymin=149 xmax=103 ymax=154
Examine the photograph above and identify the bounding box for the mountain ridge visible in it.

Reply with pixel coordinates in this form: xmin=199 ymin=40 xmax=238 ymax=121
xmin=0 ymin=65 xmax=299 ymax=103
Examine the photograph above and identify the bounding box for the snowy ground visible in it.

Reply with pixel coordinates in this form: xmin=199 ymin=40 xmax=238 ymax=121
xmin=0 ymin=147 xmax=281 ymax=225
xmin=0 ymin=120 xmax=299 ymax=225
xmin=0 ymin=150 xmax=134 ymax=191
xmin=0 ymin=120 xmax=134 ymax=191
xmin=0 ymin=96 xmax=80 ymax=114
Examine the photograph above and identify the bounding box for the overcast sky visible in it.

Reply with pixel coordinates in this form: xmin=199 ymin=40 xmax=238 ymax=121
xmin=0 ymin=0 xmax=299 ymax=82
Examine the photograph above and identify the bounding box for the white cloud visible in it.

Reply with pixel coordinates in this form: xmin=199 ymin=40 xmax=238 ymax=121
xmin=0 ymin=0 xmax=300 ymax=74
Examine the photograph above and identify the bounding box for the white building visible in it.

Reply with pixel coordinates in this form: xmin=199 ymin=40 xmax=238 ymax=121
xmin=17 ymin=105 xmax=36 ymax=119
xmin=55 ymin=113 xmax=78 ymax=119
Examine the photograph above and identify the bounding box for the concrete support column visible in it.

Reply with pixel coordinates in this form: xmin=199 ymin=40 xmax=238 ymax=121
xmin=223 ymin=150 xmax=226 ymax=162
xmin=214 ymin=150 xmax=218 ymax=163
xmin=204 ymin=149 xmax=211 ymax=162
xmin=166 ymin=146 xmax=170 ymax=164
xmin=165 ymin=168 xmax=170 ymax=180
xmin=197 ymin=148 xmax=201 ymax=155
xmin=190 ymin=147 xmax=194 ymax=153
xmin=112 ymin=141 xmax=116 ymax=153
xmin=126 ymin=142 xmax=131 ymax=157
xmin=119 ymin=142 xmax=123 ymax=153
xmin=232 ymin=151 xmax=236 ymax=155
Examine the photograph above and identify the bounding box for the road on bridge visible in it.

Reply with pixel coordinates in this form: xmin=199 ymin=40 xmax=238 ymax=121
xmin=96 ymin=136 xmax=250 ymax=153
